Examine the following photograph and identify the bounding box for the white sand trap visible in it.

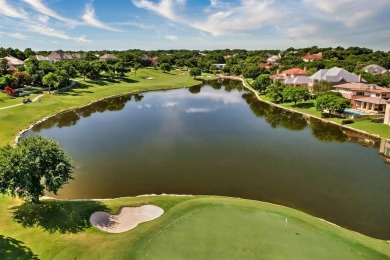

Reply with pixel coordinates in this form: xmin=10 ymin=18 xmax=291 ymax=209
xmin=90 ymin=205 xmax=164 ymax=233
xmin=146 ymin=77 xmax=154 ymax=80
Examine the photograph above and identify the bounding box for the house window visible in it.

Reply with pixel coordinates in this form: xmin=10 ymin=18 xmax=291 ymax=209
xmin=376 ymin=94 xmax=381 ymax=97
xmin=356 ymin=92 xmax=364 ymax=96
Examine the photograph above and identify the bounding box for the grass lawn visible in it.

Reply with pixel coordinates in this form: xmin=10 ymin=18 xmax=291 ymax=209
xmin=0 ymin=195 xmax=389 ymax=259
xmin=0 ymin=92 xmax=42 ymax=108
xmin=0 ymin=69 xmax=214 ymax=146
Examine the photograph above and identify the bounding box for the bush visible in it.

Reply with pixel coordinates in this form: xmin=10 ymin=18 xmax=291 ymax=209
xmin=341 ymin=119 xmax=355 ymax=125
xmin=371 ymin=117 xmax=384 ymax=123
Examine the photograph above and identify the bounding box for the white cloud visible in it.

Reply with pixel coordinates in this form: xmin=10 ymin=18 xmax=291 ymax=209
xmin=38 ymin=14 xmax=49 ymax=23
xmin=28 ymin=24 xmax=91 ymax=42
xmin=9 ymin=32 xmax=28 ymax=40
xmin=162 ymin=102 xmax=178 ymax=107
xmin=287 ymin=24 xmax=318 ymax=39
xmin=303 ymin=0 xmax=390 ymax=27
xmin=210 ymin=0 xmax=219 ymax=7
xmin=194 ymin=0 xmax=281 ymax=35
xmin=132 ymin=0 xmax=281 ymax=36
xmin=132 ymin=0 xmax=185 ymax=21
xmin=165 ymin=35 xmax=178 ymax=40
xmin=0 ymin=0 xmax=27 ymax=19
xmin=23 ymin=0 xmax=76 ymax=24
xmin=185 ymin=107 xmax=213 ymax=113
xmin=82 ymin=3 xmax=122 ymax=32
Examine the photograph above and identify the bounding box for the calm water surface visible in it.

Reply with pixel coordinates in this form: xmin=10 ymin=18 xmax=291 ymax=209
xmin=24 ymin=80 xmax=390 ymax=239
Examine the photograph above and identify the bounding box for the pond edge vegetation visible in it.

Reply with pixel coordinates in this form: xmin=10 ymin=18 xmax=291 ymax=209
xmin=220 ymin=75 xmax=389 ymax=141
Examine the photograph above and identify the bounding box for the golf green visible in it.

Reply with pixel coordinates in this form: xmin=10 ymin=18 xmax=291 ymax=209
xmin=1 ymin=196 xmax=389 ymax=259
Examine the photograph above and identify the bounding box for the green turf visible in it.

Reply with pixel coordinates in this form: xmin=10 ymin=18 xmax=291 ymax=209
xmin=0 ymin=196 xmax=389 ymax=259
xmin=0 ymin=69 xmax=213 ymax=146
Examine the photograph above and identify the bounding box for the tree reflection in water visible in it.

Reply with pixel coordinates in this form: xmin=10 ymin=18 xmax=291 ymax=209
xmin=31 ymin=94 xmax=143 ymax=131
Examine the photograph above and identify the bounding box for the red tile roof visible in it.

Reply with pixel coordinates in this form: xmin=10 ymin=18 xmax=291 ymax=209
xmin=301 ymin=53 xmax=323 ymax=60
xmin=282 ymin=68 xmax=307 ymax=75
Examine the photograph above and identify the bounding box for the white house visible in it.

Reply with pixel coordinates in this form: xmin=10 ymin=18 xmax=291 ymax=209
xmin=213 ymin=64 xmax=226 ymax=70
xmin=308 ymin=67 xmax=362 ymax=91
xmin=362 ymin=64 xmax=389 ymax=75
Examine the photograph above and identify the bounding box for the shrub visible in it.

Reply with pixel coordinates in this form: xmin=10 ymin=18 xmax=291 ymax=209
xmin=341 ymin=119 xmax=355 ymax=125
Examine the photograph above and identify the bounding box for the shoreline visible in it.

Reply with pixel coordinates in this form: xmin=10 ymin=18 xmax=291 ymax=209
xmin=219 ymin=75 xmax=389 ymax=141
xmin=13 ymin=80 xmax=208 ymax=147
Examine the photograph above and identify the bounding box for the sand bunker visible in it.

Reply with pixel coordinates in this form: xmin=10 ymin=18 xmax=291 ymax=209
xmin=90 ymin=205 xmax=164 ymax=233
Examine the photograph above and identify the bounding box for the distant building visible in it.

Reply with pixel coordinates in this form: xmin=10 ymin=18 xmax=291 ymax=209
xmin=141 ymin=55 xmax=160 ymax=66
xmin=100 ymin=54 xmax=117 ymax=60
xmin=35 ymin=55 xmax=54 ymax=62
xmin=3 ymin=55 xmax=24 ymax=72
xmin=47 ymin=51 xmax=73 ymax=62
xmin=213 ymin=64 xmax=226 ymax=70
xmin=362 ymin=64 xmax=389 ymax=75
xmin=301 ymin=52 xmax=323 ymax=62
xmin=266 ymin=54 xmax=280 ymax=64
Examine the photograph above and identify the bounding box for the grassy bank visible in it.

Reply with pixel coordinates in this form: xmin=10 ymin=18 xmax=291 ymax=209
xmin=0 ymin=195 xmax=389 ymax=259
xmin=0 ymin=69 xmax=213 ymax=146
xmin=244 ymin=82 xmax=390 ymax=139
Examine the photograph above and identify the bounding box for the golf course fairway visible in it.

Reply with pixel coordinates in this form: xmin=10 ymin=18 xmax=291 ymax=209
xmin=1 ymin=195 xmax=389 ymax=259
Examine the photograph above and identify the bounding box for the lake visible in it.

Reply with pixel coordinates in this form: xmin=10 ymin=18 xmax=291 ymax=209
xmin=23 ymin=79 xmax=390 ymax=239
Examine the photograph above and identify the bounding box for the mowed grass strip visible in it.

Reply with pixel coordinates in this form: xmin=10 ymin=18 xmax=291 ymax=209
xmin=0 ymin=196 xmax=389 ymax=259
xmin=0 ymin=69 xmax=210 ymax=146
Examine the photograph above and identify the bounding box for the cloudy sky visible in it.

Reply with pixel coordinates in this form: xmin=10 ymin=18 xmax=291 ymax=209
xmin=0 ymin=0 xmax=389 ymax=51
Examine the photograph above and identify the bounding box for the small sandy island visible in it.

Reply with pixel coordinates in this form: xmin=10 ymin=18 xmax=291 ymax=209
xmin=90 ymin=205 xmax=164 ymax=233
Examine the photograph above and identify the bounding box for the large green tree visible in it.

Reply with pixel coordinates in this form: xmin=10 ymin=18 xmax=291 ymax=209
xmin=312 ymin=80 xmax=332 ymax=94
xmin=282 ymin=86 xmax=310 ymax=105
xmin=189 ymin=67 xmax=202 ymax=79
xmin=42 ymin=72 xmax=59 ymax=93
xmin=252 ymin=74 xmax=272 ymax=93
xmin=0 ymin=136 xmax=74 ymax=204
xmin=316 ymin=92 xmax=351 ymax=114
xmin=160 ymin=63 xmax=171 ymax=73
xmin=266 ymin=80 xmax=286 ymax=102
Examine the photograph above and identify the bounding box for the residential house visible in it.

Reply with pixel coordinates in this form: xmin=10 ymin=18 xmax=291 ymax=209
xmin=141 ymin=56 xmax=160 ymax=66
xmin=271 ymin=68 xmax=309 ymax=87
xmin=285 ymin=76 xmax=310 ymax=87
xmin=301 ymin=52 xmax=322 ymax=62
xmin=332 ymin=83 xmax=390 ymax=114
xmin=272 ymin=68 xmax=307 ymax=79
xmin=35 ymin=55 xmax=54 ymax=62
xmin=258 ymin=63 xmax=272 ymax=70
xmin=47 ymin=51 xmax=73 ymax=62
xmin=362 ymin=64 xmax=389 ymax=75
xmin=308 ymin=67 xmax=362 ymax=92
xmin=71 ymin=53 xmax=84 ymax=60
xmin=3 ymin=55 xmax=24 ymax=72
xmin=100 ymin=54 xmax=117 ymax=60
xmin=213 ymin=64 xmax=226 ymax=70
xmin=266 ymin=54 xmax=281 ymax=64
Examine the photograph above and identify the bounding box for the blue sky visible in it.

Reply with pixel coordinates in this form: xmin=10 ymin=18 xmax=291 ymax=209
xmin=0 ymin=0 xmax=389 ymax=51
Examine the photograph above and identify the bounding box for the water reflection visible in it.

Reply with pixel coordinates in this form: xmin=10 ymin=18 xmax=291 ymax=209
xmin=242 ymin=92 xmax=308 ymax=131
xmin=380 ymin=139 xmax=390 ymax=165
xmin=33 ymin=94 xmax=143 ymax=131
xmin=309 ymin=119 xmax=346 ymax=143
